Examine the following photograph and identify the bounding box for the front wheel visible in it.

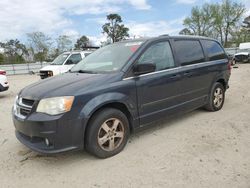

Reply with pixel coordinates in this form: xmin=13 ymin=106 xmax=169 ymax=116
xmin=204 ymin=82 xmax=225 ymax=111
xmin=85 ymin=108 xmax=130 ymax=158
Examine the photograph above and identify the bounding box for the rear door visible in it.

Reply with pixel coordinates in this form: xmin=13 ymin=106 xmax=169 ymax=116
xmin=135 ymin=40 xmax=183 ymax=125
xmin=173 ymin=39 xmax=221 ymax=109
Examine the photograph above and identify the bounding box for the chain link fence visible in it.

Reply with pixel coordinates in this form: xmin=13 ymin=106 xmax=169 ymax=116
xmin=0 ymin=62 xmax=48 ymax=75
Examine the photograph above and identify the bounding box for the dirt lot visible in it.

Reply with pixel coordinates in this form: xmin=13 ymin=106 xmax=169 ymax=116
xmin=0 ymin=65 xmax=250 ymax=188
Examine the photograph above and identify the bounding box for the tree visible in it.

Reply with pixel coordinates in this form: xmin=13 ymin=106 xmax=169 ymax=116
xmin=74 ymin=35 xmax=90 ymax=50
xmin=57 ymin=35 xmax=73 ymax=53
xmin=182 ymin=0 xmax=245 ymax=47
xmin=179 ymin=28 xmax=193 ymax=35
xmin=2 ymin=39 xmax=28 ymax=64
xmin=230 ymin=15 xmax=250 ymax=46
xmin=216 ymin=0 xmax=245 ymax=47
xmin=243 ymin=15 xmax=250 ymax=30
xmin=231 ymin=27 xmax=250 ymax=46
xmin=183 ymin=4 xmax=214 ymax=36
xmin=26 ymin=32 xmax=52 ymax=62
xmin=102 ymin=14 xmax=129 ymax=43
xmin=0 ymin=54 xmax=4 ymax=64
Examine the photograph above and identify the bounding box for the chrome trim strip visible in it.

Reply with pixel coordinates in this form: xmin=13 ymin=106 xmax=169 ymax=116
xmin=15 ymin=112 xmax=27 ymax=120
xmin=122 ymin=59 xmax=228 ymax=81
xmin=14 ymin=97 xmax=33 ymax=120
xmin=18 ymin=98 xmax=33 ymax=109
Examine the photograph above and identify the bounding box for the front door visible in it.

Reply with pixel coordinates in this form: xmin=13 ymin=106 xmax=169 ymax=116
xmin=135 ymin=41 xmax=183 ymax=125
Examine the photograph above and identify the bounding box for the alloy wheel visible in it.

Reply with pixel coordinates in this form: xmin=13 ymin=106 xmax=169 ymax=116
xmin=97 ymin=118 xmax=125 ymax=151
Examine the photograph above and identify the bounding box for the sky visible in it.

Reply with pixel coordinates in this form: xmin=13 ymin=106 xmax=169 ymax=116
xmin=0 ymin=0 xmax=249 ymax=46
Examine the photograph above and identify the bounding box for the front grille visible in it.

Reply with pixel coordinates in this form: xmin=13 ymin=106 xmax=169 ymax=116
xmin=40 ymin=71 xmax=53 ymax=79
xmin=20 ymin=108 xmax=31 ymax=116
xmin=15 ymin=97 xmax=35 ymax=119
xmin=22 ymin=98 xmax=35 ymax=106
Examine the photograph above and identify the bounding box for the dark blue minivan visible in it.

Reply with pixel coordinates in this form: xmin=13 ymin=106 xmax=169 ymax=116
xmin=12 ymin=35 xmax=231 ymax=158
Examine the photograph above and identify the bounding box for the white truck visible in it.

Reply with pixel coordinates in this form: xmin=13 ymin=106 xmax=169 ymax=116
xmin=39 ymin=50 xmax=95 ymax=79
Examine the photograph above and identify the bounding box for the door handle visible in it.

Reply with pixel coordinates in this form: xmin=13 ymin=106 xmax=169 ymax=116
xmin=170 ymin=74 xmax=181 ymax=79
xmin=184 ymin=72 xmax=193 ymax=77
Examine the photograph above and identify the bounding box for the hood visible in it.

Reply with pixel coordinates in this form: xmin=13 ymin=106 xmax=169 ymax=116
xmin=20 ymin=72 xmax=120 ymax=100
xmin=40 ymin=65 xmax=61 ymax=71
xmin=234 ymin=52 xmax=249 ymax=56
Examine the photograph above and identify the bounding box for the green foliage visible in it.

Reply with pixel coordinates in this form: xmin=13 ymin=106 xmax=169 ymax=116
xmin=183 ymin=4 xmax=214 ymax=36
xmin=26 ymin=31 xmax=52 ymax=62
xmin=57 ymin=35 xmax=73 ymax=53
xmin=182 ymin=0 xmax=246 ymax=47
xmin=0 ymin=54 xmax=4 ymax=64
xmin=0 ymin=39 xmax=28 ymax=64
xmin=102 ymin=14 xmax=129 ymax=43
xmin=74 ymin=35 xmax=90 ymax=50
xmin=243 ymin=16 xmax=250 ymax=29
xmin=231 ymin=27 xmax=250 ymax=47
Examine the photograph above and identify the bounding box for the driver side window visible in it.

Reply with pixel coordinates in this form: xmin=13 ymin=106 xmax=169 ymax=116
xmin=138 ymin=41 xmax=175 ymax=71
xmin=65 ymin=54 xmax=82 ymax=65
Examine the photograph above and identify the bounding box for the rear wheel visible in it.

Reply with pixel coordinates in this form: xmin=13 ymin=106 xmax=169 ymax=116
xmin=85 ymin=108 xmax=129 ymax=158
xmin=204 ymin=82 xmax=225 ymax=111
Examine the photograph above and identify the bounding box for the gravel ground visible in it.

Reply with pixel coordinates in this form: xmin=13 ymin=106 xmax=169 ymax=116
xmin=0 ymin=65 xmax=250 ymax=188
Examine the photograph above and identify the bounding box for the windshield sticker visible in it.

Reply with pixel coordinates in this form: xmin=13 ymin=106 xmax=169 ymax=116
xmin=130 ymin=45 xmax=140 ymax=52
xmin=125 ymin=42 xmax=143 ymax=46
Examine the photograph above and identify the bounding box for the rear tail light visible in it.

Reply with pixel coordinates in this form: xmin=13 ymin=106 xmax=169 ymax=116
xmin=0 ymin=70 xmax=6 ymax=75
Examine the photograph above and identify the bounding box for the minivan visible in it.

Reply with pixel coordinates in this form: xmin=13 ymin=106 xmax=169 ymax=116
xmin=13 ymin=35 xmax=231 ymax=158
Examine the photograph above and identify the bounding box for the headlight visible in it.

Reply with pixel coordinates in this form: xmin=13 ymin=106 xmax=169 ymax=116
xmin=36 ymin=96 xmax=74 ymax=115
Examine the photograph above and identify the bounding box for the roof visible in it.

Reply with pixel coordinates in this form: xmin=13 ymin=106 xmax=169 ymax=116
xmin=62 ymin=50 xmax=96 ymax=54
xmin=117 ymin=35 xmax=218 ymax=45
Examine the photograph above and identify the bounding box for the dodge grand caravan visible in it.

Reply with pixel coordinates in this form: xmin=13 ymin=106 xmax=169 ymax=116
xmin=13 ymin=35 xmax=231 ymax=158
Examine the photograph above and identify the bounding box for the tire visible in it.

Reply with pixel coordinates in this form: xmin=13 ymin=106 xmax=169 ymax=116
xmin=204 ymin=82 xmax=225 ymax=112
xmin=85 ymin=108 xmax=130 ymax=158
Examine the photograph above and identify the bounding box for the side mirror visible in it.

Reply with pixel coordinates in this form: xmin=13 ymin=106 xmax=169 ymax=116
xmin=133 ymin=63 xmax=156 ymax=76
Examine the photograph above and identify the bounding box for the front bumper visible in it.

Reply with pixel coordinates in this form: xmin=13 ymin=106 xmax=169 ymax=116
xmin=13 ymin=112 xmax=85 ymax=154
xmin=0 ymin=84 xmax=9 ymax=92
xmin=39 ymin=71 xmax=53 ymax=79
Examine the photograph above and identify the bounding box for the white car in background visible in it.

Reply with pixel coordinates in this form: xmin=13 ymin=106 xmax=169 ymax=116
xmin=234 ymin=42 xmax=250 ymax=64
xmin=0 ymin=69 xmax=9 ymax=92
xmin=39 ymin=50 xmax=96 ymax=79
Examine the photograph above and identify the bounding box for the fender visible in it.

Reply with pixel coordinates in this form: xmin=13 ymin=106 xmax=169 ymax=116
xmin=209 ymin=70 xmax=228 ymax=92
xmin=79 ymin=92 xmax=138 ymax=121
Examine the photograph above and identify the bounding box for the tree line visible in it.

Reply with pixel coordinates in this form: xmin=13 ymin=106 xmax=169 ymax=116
xmin=0 ymin=0 xmax=249 ymax=65
xmin=180 ymin=0 xmax=250 ymax=47
xmin=0 ymin=14 xmax=129 ymax=64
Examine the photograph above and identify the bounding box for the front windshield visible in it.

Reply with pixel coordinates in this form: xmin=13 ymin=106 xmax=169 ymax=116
xmin=71 ymin=41 xmax=144 ymax=73
xmin=51 ymin=53 xmax=70 ymax=65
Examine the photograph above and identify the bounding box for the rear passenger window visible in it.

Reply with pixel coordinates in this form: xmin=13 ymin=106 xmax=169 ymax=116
xmin=174 ymin=40 xmax=205 ymax=66
xmin=138 ymin=41 xmax=175 ymax=71
xmin=201 ymin=40 xmax=226 ymax=61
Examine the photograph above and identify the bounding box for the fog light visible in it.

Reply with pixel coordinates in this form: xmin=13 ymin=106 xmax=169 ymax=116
xmin=45 ymin=138 xmax=50 ymax=146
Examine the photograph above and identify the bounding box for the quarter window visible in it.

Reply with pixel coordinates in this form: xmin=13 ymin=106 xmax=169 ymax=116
xmin=174 ymin=40 xmax=205 ymax=65
xmin=201 ymin=40 xmax=226 ymax=61
xmin=138 ymin=41 xmax=175 ymax=71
